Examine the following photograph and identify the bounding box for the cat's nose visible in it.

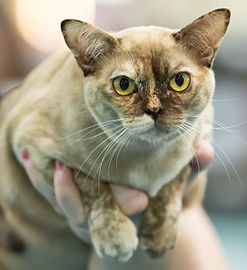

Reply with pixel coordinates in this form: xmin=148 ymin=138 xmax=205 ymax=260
xmin=143 ymin=107 xmax=164 ymax=121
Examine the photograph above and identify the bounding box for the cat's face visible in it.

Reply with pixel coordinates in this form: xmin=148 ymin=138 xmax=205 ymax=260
xmin=62 ymin=9 xmax=230 ymax=144
xmin=82 ymin=27 xmax=215 ymax=143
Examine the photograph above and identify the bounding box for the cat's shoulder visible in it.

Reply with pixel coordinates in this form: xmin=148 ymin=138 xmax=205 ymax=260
xmin=22 ymin=49 xmax=80 ymax=89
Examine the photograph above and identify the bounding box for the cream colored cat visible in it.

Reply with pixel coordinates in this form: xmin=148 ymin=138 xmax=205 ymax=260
xmin=0 ymin=9 xmax=230 ymax=270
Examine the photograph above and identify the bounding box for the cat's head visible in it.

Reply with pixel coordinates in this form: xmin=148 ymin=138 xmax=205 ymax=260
xmin=61 ymin=9 xmax=230 ymax=144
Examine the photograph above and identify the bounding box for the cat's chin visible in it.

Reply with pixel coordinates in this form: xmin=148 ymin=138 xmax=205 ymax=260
xmin=130 ymin=125 xmax=180 ymax=146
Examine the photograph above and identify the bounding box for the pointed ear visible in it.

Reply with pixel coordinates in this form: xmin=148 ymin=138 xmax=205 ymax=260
xmin=173 ymin=8 xmax=231 ymax=67
xmin=61 ymin=20 xmax=118 ymax=76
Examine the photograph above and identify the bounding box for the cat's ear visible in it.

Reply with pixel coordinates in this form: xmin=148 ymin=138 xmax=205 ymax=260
xmin=61 ymin=20 xmax=118 ymax=76
xmin=173 ymin=8 xmax=230 ymax=67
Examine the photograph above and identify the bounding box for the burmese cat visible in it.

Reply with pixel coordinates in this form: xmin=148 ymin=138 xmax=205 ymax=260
xmin=0 ymin=8 xmax=230 ymax=270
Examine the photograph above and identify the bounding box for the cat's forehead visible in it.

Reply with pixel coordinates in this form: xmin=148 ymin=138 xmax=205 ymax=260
xmin=112 ymin=26 xmax=196 ymax=80
xmin=114 ymin=26 xmax=175 ymax=47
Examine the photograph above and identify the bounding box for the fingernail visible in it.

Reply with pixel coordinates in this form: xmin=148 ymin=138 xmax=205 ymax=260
xmin=21 ymin=149 xmax=29 ymax=160
xmin=55 ymin=161 xmax=64 ymax=170
xmin=190 ymin=156 xmax=200 ymax=171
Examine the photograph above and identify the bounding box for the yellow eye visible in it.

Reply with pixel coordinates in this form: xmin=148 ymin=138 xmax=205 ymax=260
xmin=169 ymin=72 xmax=190 ymax=92
xmin=113 ymin=76 xmax=136 ymax=96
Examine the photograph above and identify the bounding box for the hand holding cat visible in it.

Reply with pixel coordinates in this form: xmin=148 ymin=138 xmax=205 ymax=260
xmin=21 ymin=140 xmax=213 ymax=241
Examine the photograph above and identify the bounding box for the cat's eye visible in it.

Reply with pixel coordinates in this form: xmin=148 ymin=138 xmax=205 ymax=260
xmin=113 ymin=76 xmax=136 ymax=96
xmin=169 ymin=72 xmax=190 ymax=92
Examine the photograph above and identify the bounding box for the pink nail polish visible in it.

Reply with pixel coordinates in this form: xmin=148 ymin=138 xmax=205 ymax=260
xmin=21 ymin=149 xmax=29 ymax=160
xmin=55 ymin=161 xmax=64 ymax=170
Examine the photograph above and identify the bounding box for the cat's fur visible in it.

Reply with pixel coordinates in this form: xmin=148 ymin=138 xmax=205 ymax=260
xmin=0 ymin=9 xmax=230 ymax=270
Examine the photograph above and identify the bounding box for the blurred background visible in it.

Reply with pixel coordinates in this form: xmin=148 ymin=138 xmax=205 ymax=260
xmin=0 ymin=0 xmax=246 ymax=269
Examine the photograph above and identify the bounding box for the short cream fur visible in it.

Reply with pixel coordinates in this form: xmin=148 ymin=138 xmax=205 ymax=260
xmin=0 ymin=9 xmax=230 ymax=270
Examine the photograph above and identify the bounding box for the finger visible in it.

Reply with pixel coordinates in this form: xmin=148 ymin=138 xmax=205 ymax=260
xmin=190 ymin=140 xmax=214 ymax=178
xmin=54 ymin=162 xmax=85 ymax=224
xmin=21 ymin=149 xmax=61 ymax=213
xmin=111 ymin=185 xmax=149 ymax=216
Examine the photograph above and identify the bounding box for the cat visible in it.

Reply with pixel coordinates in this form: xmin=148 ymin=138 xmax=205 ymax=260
xmin=0 ymin=8 xmax=230 ymax=270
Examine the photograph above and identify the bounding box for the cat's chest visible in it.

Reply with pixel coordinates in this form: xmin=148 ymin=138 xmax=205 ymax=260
xmin=79 ymin=138 xmax=195 ymax=197
xmin=62 ymin=130 xmax=197 ymax=197
xmin=119 ymin=144 xmax=194 ymax=196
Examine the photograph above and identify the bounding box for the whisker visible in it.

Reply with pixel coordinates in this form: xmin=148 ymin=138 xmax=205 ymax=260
xmin=74 ymin=127 xmax=125 ymax=183
xmin=91 ymin=128 xmax=127 ymax=184
xmin=56 ymin=118 xmax=124 ymax=141
xmin=210 ymin=138 xmax=242 ymax=185
xmin=115 ymin=131 xmax=133 ymax=169
xmin=181 ymin=120 xmax=238 ymax=185
xmin=81 ymin=127 xmax=126 ymax=192
xmin=186 ymin=114 xmax=247 ymax=145
xmin=178 ymin=124 xmax=201 ymax=175
xmin=105 ymin=132 xmax=129 ymax=182
xmin=212 ymin=98 xmax=240 ymax=102
xmin=93 ymin=129 xmax=129 ymax=193
xmin=72 ymin=125 xmax=121 ymax=144
xmin=105 ymin=130 xmax=131 ymax=180
xmin=103 ymin=130 xmax=130 ymax=184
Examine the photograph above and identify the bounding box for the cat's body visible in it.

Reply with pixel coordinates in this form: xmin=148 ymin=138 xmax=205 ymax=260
xmin=0 ymin=52 xmax=92 ymax=270
xmin=0 ymin=9 xmax=229 ymax=270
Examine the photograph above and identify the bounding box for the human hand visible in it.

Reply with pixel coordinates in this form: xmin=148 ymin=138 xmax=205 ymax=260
xmin=21 ymin=151 xmax=149 ymax=242
xmin=21 ymin=140 xmax=213 ymax=241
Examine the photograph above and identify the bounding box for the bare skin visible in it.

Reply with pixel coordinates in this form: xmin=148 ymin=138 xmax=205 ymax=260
xmin=21 ymin=140 xmax=229 ymax=270
xmin=166 ymin=204 xmax=230 ymax=270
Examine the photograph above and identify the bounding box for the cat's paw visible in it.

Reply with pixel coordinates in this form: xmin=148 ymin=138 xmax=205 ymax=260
xmin=139 ymin=222 xmax=177 ymax=258
xmin=89 ymin=211 xmax=138 ymax=262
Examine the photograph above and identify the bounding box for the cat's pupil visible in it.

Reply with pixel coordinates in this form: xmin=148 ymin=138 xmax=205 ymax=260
xmin=120 ymin=78 xmax=129 ymax=91
xmin=175 ymin=74 xmax=184 ymax=87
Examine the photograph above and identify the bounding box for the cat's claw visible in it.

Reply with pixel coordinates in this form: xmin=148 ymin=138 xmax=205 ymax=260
xmin=95 ymin=246 xmax=136 ymax=262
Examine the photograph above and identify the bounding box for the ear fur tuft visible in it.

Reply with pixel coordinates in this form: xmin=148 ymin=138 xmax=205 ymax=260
xmin=61 ymin=20 xmax=118 ymax=75
xmin=173 ymin=8 xmax=231 ymax=67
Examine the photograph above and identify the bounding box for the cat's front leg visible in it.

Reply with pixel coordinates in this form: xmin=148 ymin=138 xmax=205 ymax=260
xmin=76 ymin=175 xmax=138 ymax=262
xmin=140 ymin=165 xmax=191 ymax=257
xmin=10 ymin=115 xmax=62 ymax=184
